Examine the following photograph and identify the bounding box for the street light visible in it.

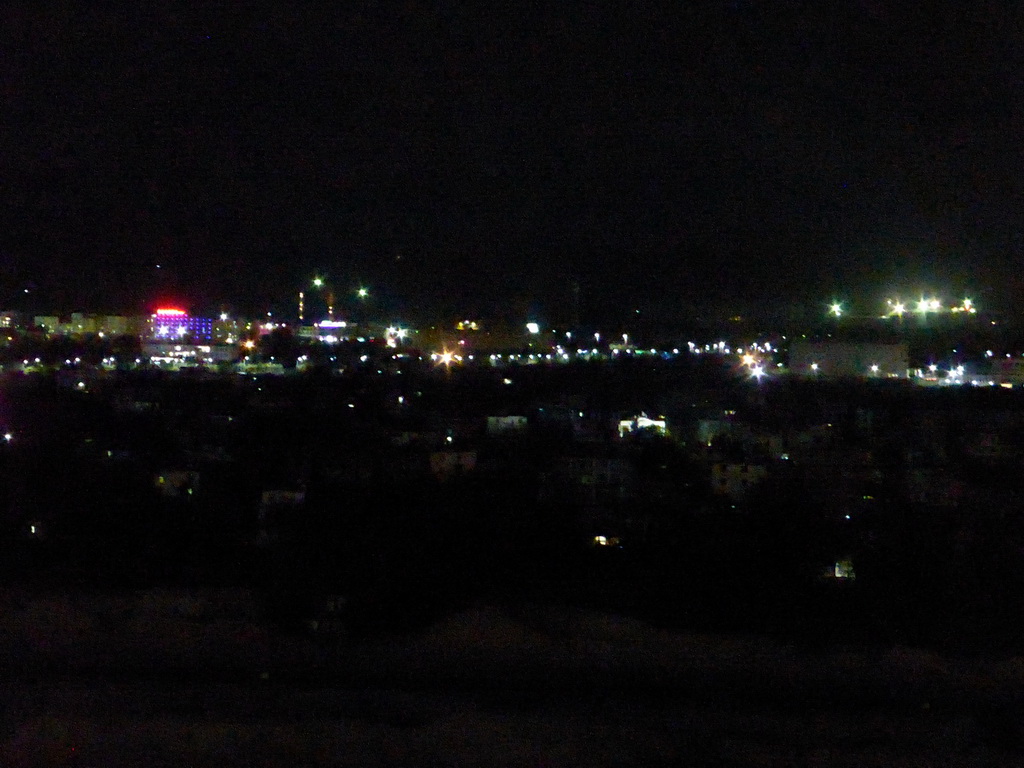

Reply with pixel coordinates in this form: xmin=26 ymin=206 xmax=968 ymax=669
xmin=829 ymin=302 xmax=843 ymax=318
xmin=311 ymin=277 xmax=335 ymax=320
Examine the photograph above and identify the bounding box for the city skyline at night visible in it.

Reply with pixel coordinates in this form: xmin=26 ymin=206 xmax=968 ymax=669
xmin=4 ymin=4 xmax=1024 ymax=324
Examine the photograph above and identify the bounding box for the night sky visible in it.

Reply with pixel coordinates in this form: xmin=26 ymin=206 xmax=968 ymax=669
xmin=3 ymin=2 xmax=1024 ymax=324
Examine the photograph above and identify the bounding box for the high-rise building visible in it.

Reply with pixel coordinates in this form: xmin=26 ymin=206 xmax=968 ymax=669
xmin=150 ymin=308 xmax=214 ymax=341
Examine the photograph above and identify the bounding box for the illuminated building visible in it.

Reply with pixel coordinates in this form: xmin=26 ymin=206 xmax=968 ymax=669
xmin=142 ymin=342 xmax=238 ymax=368
xmin=32 ymin=314 xmax=144 ymax=336
xmin=618 ymin=413 xmax=668 ymax=439
xmin=150 ymin=308 xmax=214 ymax=341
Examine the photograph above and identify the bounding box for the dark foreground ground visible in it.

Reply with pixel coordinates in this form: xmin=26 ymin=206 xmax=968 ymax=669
xmin=2 ymin=589 xmax=1024 ymax=767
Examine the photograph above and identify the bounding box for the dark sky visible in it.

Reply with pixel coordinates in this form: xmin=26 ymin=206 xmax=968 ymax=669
xmin=4 ymin=2 xmax=1024 ymax=324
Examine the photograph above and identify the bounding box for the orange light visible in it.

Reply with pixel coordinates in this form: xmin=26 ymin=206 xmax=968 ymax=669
xmin=155 ymin=308 xmax=187 ymax=316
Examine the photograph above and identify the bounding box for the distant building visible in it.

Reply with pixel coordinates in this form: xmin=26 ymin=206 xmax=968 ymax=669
xmin=155 ymin=470 xmax=200 ymax=499
xmin=150 ymin=308 xmax=214 ymax=341
xmin=711 ymin=462 xmax=768 ymax=500
xmin=618 ymin=413 xmax=668 ymax=439
xmin=143 ymin=343 xmax=238 ymax=368
xmin=486 ymin=415 xmax=529 ymax=435
xmin=31 ymin=313 xmax=144 ymax=336
xmin=429 ymin=450 xmax=477 ymax=481
xmin=212 ymin=316 xmax=243 ymax=343
xmin=986 ymin=358 xmax=1024 ymax=387
xmin=546 ymin=450 xmax=636 ymax=507
xmin=0 ymin=311 xmax=22 ymax=329
xmin=789 ymin=342 xmax=908 ymax=379
xmin=33 ymin=316 xmax=60 ymax=333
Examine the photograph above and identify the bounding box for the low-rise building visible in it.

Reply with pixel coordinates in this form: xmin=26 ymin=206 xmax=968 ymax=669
xmin=486 ymin=415 xmax=528 ymax=436
xmin=428 ymin=450 xmax=477 ymax=481
xmin=143 ymin=343 xmax=238 ymax=368
xmin=710 ymin=462 xmax=768 ymax=500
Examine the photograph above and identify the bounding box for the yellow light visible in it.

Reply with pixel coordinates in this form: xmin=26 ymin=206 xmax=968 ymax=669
xmin=829 ymin=303 xmax=842 ymax=317
xmin=892 ymin=301 xmax=905 ymax=317
xmin=243 ymin=340 xmax=255 ymax=349
xmin=741 ymin=354 xmax=755 ymax=366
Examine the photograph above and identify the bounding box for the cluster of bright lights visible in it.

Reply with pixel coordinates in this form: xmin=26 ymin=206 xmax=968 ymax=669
xmin=823 ymin=297 xmax=983 ymax=318
xmin=431 ymin=350 xmax=463 ymax=367
xmin=886 ymin=299 xmax=906 ymax=317
xmin=696 ymin=341 xmax=731 ymax=354
xmin=885 ymin=296 xmax=976 ymax=317
xmin=947 ymin=364 xmax=967 ymax=380
xmin=384 ymin=326 xmax=409 ymax=348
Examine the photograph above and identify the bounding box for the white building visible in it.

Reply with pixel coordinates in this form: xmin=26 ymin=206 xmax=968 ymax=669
xmin=618 ymin=413 xmax=668 ymax=438
xmin=143 ymin=343 xmax=238 ymax=368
